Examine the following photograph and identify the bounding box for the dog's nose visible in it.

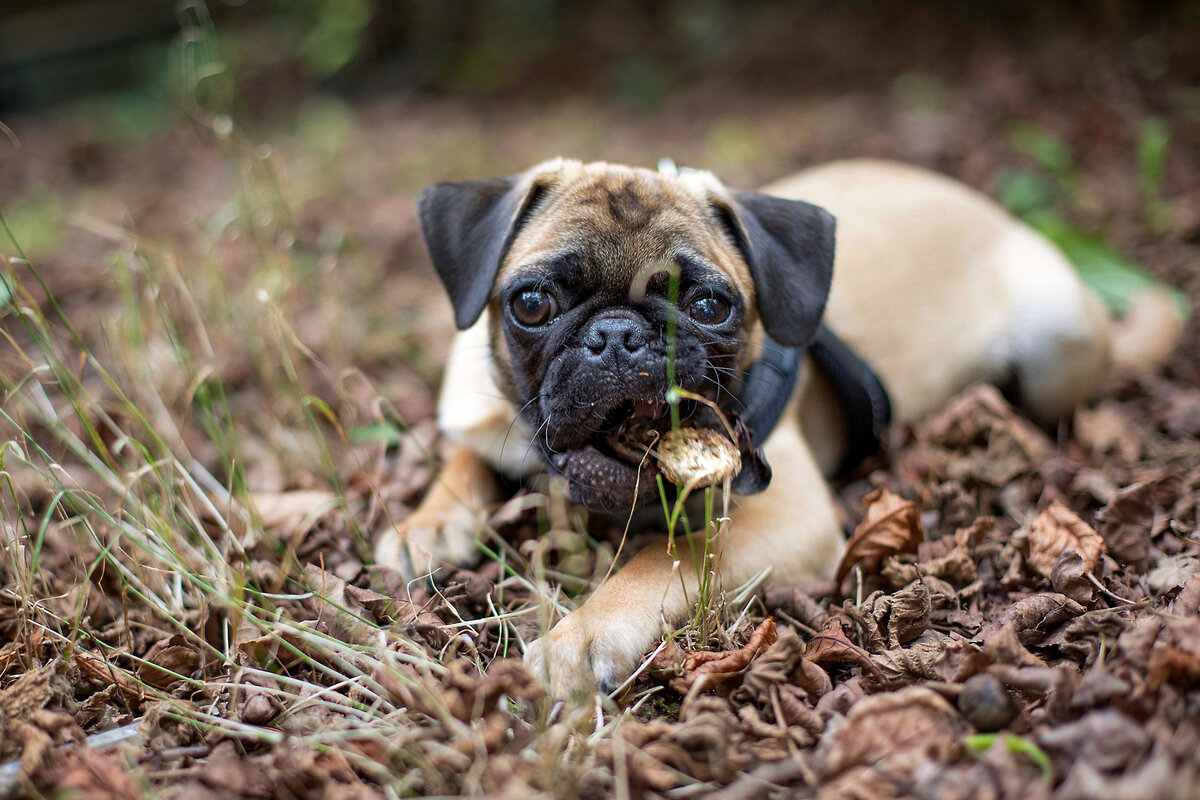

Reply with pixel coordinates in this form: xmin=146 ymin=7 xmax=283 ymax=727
xmin=583 ymin=316 xmax=646 ymax=361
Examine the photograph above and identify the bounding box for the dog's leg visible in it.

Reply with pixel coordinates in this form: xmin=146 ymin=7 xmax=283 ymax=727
xmin=992 ymin=230 xmax=1113 ymax=424
xmin=524 ymin=415 xmax=841 ymax=697
xmin=374 ymin=442 xmax=498 ymax=582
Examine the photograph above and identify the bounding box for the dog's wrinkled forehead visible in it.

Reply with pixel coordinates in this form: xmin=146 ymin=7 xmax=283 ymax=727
xmin=501 ymin=160 xmax=753 ymax=295
xmin=418 ymin=157 xmax=835 ymax=347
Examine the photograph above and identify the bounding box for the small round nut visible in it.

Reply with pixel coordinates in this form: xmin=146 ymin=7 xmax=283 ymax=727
xmin=957 ymin=673 xmax=1017 ymax=732
xmin=656 ymin=427 xmax=741 ymax=489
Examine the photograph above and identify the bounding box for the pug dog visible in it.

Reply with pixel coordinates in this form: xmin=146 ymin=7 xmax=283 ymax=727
xmin=375 ymin=158 xmax=1181 ymax=698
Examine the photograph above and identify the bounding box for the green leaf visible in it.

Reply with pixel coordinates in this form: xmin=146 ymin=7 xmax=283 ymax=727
xmin=1010 ymin=122 xmax=1075 ymax=178
xmin=965 ymin=733 xmax=1054 ymax=781
xmin=349 ymin=420 xmax=407 ymax=447
xmin=1137 ymin=117 xmax=1173 ymax=235
xmin=996 ymin=169 xmax=1057 ymax=217
xmin=1137 ymin=117 xmax=1170 ymax=197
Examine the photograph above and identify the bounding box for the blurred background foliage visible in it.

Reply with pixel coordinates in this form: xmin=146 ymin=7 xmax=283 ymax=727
xmin=3 ymin=0 xmax=1196 ymax=315
xmin=4 ymin=0 xmax=1200 ymax=118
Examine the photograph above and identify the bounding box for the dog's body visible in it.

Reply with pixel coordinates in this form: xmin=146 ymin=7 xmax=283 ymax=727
xmin=376 ymin=158 xmax=1180 ymax=697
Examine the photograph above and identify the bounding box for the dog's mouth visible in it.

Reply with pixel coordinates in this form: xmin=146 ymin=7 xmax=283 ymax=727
xmin=546 ymin=392 xmax=769 ymax=513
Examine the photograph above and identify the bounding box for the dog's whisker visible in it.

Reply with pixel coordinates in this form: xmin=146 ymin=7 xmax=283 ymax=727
xmin=498 ymin=395 xmax=540 ymax=468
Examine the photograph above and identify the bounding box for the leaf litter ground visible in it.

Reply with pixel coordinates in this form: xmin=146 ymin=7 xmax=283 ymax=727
xmin=2 ymin=14 xmax=1200 ymax=800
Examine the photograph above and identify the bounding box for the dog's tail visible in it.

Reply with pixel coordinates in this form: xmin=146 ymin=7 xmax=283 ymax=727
xmin=1109 ymin=286 xmax=1187 ymax=372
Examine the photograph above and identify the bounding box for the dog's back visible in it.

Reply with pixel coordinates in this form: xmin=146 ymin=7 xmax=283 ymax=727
xmin=768 ymin=159 xmax=1182 ymax=442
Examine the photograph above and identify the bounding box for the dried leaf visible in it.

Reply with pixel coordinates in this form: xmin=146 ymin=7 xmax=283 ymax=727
xmin=883 ymin=542 xmax=978 ymax=588
xmin=1019 ymin=502 xmax=1105 ymax=579
xmin=51 ymin=747 xmax=141 ymax=800
xmin=657 ymin=618 xmax=778 ymax=697
xmin=441 ymin=659 xmax=542 ymax=721
xmin=1096 ymin=480 xmax=1172 ymax=567
xmin=1170 ymin=573 xmax=1200 ymax=617
xmin=821 ymin=687 xmax=969 ymax=780
xmin=763 ymin=586 xmax=830 ymax=631
xmin=74 ymin=652 xmax=147 ymax=707
xmin=1163 ymin=389 xmax=1200 ymax=438
xmin=1147 ymin=555 xmax=1200 ymax=599
xmin=302 ymin=563 xmax=408 ymax=647
xmin=1074 ymin=403 xmax=1144 ymax=463
xmin=740 ymin=627 xmax=832 ymax=703
xmin=977 ymin=594 xmax=1086 ymax=647
xmin=856 ymin=580 xmax=932 ymax=650
xmin=836 ymin=488 xmax=924 ymax=583
xmin=918 ymin=384 xmax=1053 ymax=486
xmin=1147 ymin=618 xmax=1200 ymax=689
xmin=137 ymin=635 xmax=202 ymax=692
xmin=1050 ymin=548 xmax=1096 ymax=606
xmin=610 ymin=698 xmax=751 ymax=787
xmin=865 ymin=633 xmax=948 ymax=690
xmin=200 ymin=740 xmax=275 ymax=796
xmin=247 ymin=489 xmax=342 ymax=550
xmin=804 ymin=617 xmax=883 ymax=682
xmin=0 ymin=660 xmax=83 ymax=776
xmin=1037 ymin=709 xmax=1150 ymax=773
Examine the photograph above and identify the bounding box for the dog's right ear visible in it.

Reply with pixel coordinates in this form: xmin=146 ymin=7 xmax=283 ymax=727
xmin=418 ymin=175 xmax=549 ymax=329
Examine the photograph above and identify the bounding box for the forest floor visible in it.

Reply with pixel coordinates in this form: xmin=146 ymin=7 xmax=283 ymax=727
xmin=2 ymin=9 xmax=1200 ymax=799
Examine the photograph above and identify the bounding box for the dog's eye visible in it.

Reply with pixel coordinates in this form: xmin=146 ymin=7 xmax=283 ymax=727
xmin=511 ymin=290 xmax=557 ymax=326
xmin=687 ymin=296 xmax=731 ymax=326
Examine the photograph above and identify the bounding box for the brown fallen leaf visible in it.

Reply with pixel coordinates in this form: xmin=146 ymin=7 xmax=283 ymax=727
xmin=804 ymin=617 xmax=883 ymax=681
xmin=976 ymin=593 xmax=1086 ymax=647
xmin=836 ymin=488 xmax=924 ymax=584
xmin=0 ymin=660 xmax=84 ymax=776
xmin=654 ymin=618 xmax=778 ymax=697
xmin=1147 ymin=617 xmax=1200 ymax=689
xmin=1170 ymin=572 xmax=1200 ymax=617
xmin=1074 ymin=403 xmax=1144 ymax=463
xmin=1050 ymin=548 xmax=1096 ymax=605
xmin=1163 ymin=388 xmax=1200 ymax=438
xmin=606 ymin=698 xmax=751 ymax=788
xmin=1018 ymin=502 xmax=1105 ymax=579
xmin=137 ymin=634 xmax=202 ymax=692
xmin=301 ymin=563 xmax=449 ymax=648
xmin=199 ymin=740 xmax=275 ymax=797
xmin=740 ymin=626 xmax=832 ymax=704
xmin=1096 ymin=478 xmax=1179 ymax=568
xmin=883 ymin=542 xmax=978 ymax=588
xmin=441 ymin=659 xmax=542 ymax=722
xmin=251 ymin=489 xmax=342 ymax=533
xmin=1147 ymin=555 xmax=1200 ymax=599
xmin=48 ymin=746 xmax=141 ymax=800
xmin=952 ymin=623 xmax=1045 ymax=682
xmin=844 ymin=580 xmax=931 ymax=652
xmin=864 ymin=633 xmax=948 ymax=690
xmin=917 ymin=384 xmax=1053 ymax=487
xmin=73 ymin=652 xmax=147 ymax=707
xmin=821 ymin=686 xmax=969 ymax=781
xmin=1037 ymin=708 xmax=1151 ymax=774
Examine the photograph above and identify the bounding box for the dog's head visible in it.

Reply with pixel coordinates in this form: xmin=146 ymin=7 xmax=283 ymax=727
xmin=418 ymin=159 xmax=835 ymax=512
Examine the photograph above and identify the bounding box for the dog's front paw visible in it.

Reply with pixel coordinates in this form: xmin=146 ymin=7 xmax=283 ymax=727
xmin=375 ymin=505 xmax=483 ymax=583
xmin=524 ymin=604 xmax=663 ymax=699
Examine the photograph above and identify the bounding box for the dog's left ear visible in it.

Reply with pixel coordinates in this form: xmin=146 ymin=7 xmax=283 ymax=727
xmin=418 ymin=175 xmax=550 ymax=330
xmin=717 ymin=191 xmax=836 ymax=347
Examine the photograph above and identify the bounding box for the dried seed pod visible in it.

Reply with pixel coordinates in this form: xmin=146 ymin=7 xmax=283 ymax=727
xmin=656 ymin=427 xmax=741 ymax=489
